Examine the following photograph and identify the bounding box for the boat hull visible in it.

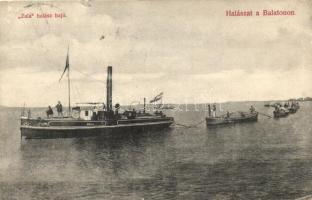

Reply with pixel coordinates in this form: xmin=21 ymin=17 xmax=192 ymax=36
xmin=21 ymin=118 xmax=174 ymax=139
xmin=206 ymin=112 xmax=258 ymax=126
xmin=273 ymin=110 xmax=289 ymax=118
xmin=288 ymin=108 xmax=297 ymax=114
xmin=288 ymin=106 xmax=299 ymax=114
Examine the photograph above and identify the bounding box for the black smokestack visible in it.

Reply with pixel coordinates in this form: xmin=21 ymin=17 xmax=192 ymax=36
xmin=106 ymin=66 xmax=112 ymax=111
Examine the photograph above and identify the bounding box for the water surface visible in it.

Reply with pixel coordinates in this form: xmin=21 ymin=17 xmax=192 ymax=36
xmin=0 ymin=102 xmax=311 ymax=199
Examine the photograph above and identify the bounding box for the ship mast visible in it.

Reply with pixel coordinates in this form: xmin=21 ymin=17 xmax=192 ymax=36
xmin=59 ymin=45 xmax=71 ymax=116
xmin=67 ymin=46 xmax=71 ymax=116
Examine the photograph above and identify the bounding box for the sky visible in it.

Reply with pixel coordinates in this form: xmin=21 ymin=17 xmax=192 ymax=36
xmin=0 ymin=0 xmax=312 ymax=107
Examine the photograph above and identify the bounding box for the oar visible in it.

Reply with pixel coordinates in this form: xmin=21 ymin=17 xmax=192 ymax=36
xmin=258 ymin=112 xmax=272 ymax=118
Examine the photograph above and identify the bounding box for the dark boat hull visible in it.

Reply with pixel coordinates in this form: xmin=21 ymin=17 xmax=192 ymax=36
xmin=273 ymin=110 xmax=289 ymax=118
xmin=288 ymin=106 xmax=299 ymax=114
xmin=206 ymin=112 xmax=258 ymax=126
xmin=288 ymin=108 xmax=297 ymax=114
xmin=21 ymin=118 xmax=174 ymax=139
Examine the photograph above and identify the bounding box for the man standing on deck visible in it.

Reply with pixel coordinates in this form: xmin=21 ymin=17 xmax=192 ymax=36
xmin=56 ymin=101 xmax=63 ymax=117
xmin=212 ymin=104 xmax=217 ymax=117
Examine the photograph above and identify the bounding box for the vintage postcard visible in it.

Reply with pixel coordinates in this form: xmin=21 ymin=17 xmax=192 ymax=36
xmin=0 ymin=0 xmax=311 ymax=199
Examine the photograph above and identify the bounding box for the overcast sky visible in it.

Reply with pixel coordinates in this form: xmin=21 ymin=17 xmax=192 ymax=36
xmin=0 ymin=0 xmax=312 ymax=107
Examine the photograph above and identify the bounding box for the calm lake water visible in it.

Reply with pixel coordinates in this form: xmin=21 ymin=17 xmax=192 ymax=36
xmin=0 ymin=102 xmax=312 ymax=200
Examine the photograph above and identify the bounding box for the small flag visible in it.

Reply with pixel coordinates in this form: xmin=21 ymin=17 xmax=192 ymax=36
xmin=150 ymin=92 xmax=163 ymax=103
xmin=59 ymin=47 xmax=69 ymax=82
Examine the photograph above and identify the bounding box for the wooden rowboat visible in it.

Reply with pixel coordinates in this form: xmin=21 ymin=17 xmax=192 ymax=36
xmin=273 ymin=109 xmax=289 ymax=118
xmin=206 ymin=112 xmax=258 ymax=126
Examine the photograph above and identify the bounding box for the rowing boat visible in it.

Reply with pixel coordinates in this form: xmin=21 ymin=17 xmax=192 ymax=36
xmin=206 ymin=112 xmax=258 ymax=126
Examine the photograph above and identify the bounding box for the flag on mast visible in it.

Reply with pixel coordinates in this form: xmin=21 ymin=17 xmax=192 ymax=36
xmin=59 ymin=47 xmax=69 ymax=82
xmin=150 ymin=92 xmax=163 ymax=103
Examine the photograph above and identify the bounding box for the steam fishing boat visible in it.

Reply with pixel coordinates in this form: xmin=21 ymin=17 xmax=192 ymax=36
xmin=20 ymin=50 xmax=174 ymax=139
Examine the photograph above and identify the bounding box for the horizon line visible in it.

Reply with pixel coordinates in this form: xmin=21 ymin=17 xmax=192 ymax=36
xmin=1 ymin=97 xmax=311 ymax=108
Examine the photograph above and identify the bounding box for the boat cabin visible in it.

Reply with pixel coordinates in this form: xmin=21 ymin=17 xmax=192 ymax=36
xmin=72 ymin=104 xmax=104 ymax=120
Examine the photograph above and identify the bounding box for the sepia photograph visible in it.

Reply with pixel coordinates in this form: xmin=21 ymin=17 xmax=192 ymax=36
xmin=0 ymin=0 xmax=312 ymax=199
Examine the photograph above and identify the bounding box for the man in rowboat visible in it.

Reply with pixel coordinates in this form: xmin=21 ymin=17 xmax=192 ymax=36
xmin=226 ymin=111 xmax=230 ymax=118
xmin=250 ymin=105 xmax=256 ymax=113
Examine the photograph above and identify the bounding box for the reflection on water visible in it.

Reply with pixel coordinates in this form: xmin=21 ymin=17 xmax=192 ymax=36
xmin=0 ymin=102 xmax=312 ymax=199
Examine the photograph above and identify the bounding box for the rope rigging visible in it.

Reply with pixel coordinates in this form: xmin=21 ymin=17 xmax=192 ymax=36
xmin=174 ymin=119 xmax=206 ymax=128
xmin=73 ymin=68 xmax=105 ymax=83
xmin=257 ymin=112 xmax=272 ymax=118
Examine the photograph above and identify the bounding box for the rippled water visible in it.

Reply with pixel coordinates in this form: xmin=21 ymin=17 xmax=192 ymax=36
xmin=0 ymin=102 xmax=312 ymax=200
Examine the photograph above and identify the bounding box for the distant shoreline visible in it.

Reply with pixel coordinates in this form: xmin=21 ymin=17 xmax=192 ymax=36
xmin=1 ymin=98 xmax=311 ymax=109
